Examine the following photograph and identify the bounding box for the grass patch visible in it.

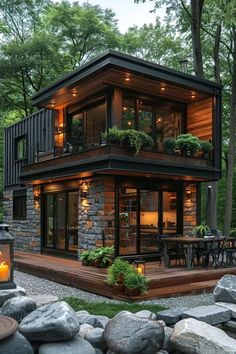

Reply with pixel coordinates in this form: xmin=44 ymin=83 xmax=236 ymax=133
xmin=64 ymin=297 xmax=166 ymax=318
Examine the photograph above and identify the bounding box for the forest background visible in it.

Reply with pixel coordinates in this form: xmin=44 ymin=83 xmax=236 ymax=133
xmin=0 ymin=0 xmax=235 ymax=233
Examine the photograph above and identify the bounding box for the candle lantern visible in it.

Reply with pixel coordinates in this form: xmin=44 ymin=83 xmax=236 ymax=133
xmin=134 ymin=260 xmax=146 ymax=276
xmin=0 ymin=224 xmax=16 ymax=290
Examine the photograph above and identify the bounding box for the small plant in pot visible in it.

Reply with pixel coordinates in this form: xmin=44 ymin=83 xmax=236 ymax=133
xmin=80 ymin=250 xmax=91 ymax=266
xmin=107 ymin=258 xmax=135 ymax=293
xmin=139 ymin=132 xmax=154 ymax=151
xmin=124 ymin=272 xmax=149 ymax=296
xmin=176 ymin=133 xmax=201 ymax=157
xmin=163 ymin=137 xmax=176 ymax=154
xmin=199 ymin=140 xmax=213 ymax=158
xmin=193 ymin=224 xmax=210 ymax=237
xmin=101 ymin=126 xmax=123 ymax=145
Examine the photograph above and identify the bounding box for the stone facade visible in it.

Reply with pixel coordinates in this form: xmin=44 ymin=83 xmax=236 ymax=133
xmin=183 ymin=183 xmax=197 ymax=235
xmin=3 ymin=186 xmax=41 ymax=252
xmin=78 ymin=176 xmax=115 ymax=257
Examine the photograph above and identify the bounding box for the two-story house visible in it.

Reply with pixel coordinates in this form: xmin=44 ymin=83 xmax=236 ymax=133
xmin=3 ymin=50 xmax=221 ymax=260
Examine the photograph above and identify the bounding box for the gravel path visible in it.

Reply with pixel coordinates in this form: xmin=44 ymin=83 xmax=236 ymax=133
xmin=15 ymin=270 xmax=215 ymax=308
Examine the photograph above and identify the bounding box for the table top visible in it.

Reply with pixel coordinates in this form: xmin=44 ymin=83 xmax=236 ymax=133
xmin=160 ymin=236 xmax=226 ymax=244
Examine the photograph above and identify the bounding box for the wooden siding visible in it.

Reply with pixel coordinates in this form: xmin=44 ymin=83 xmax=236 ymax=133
xmin=187 ymin=97 xmax=213 ymax=141
xmin=4 ymin=109 xmax=55 ymax=187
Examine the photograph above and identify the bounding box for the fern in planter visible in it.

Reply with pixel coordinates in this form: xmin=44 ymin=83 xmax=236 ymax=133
xmin=199 ymin=140 xmax=213 ymax=158
xmin=163 ymin=137 xmax=176 ymax=154
xmin=176 ymin=133 xmax=201 ymax=157
xmin=124 ymin=272 xmax=149 ymax=295
xmin=101 ymin=126 xmax=124 ymax=145
xmin=80 ymin=246 xmax=114 ymax=267
xmin=122 ymin=129 xmax=154 ymax=155
xmin=107 ymin=258 xmax=135 ymax=285
xmin=192 ymin=224 xmax=210 ymax=237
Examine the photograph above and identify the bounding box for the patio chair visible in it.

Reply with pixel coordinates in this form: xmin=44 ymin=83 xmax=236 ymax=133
xmin=160 ymin=234 xmax=186 ymax=266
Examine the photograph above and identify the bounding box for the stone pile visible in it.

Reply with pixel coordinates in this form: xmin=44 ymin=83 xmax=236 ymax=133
xmin=0 ymin=274 xmax=236 ymax=353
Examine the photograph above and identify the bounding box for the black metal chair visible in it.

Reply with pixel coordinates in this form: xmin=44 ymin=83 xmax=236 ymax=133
xmin=159 ymin=234 xmax=186 ymax=266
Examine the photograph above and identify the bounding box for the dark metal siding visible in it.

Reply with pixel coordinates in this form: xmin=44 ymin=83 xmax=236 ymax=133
xmin=4 ymin=109 xmax=55 ymax=187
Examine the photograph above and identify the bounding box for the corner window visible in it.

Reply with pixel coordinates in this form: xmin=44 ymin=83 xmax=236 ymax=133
xmin=15 ymin=135 xmax=26 ymax=161
xmin=13 ymin=190 xmax=27 ymax=219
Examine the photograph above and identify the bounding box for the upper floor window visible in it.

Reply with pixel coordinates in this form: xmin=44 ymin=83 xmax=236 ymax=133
xmin=15 ymin=135 xmax=26 ymax=161
xmin=13 ymin=189 xmax=27 ymax=219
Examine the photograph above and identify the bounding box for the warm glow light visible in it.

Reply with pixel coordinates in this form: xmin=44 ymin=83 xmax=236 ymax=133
xmin=156 ymin=118 xmax=162 ymax=124
xmin=123 ymin=107 xmax=127 ymax=111
xmin=191 ymin=93 xmax=196 ymax=99
xmin=0 ymin=262 xmax=9 ymax=281
xmin=72 ymin=92 xmax=77 ymax=97
xmin=127 ymin=121 xmax=132 ymax=126
xmin=50 ymin=102 xmax=55 ymax=107
xmin=125 ymin=77 xmax=130 ymax=81
xmin=134 ymin=260 xmax=145 ymax=276
xmin=161 ymin=87 xmax=165 ymax=91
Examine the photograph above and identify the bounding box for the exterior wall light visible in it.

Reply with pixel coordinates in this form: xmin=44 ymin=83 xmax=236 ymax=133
xmin=80 ymin=182 xmax=89 ymax=199
xmin=34 ymin=185 xmax=41 ymax=208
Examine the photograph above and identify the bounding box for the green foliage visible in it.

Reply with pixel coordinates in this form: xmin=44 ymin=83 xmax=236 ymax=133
xmin=229 ymin=228 xmax=236 ymax=237
xmin=107 ymin=258 xmax=135 ymax=285
xmin=199 ymin=140 xmax=213 ymax=153
xmin=64 ymin=297 xmax=166 ymax=318
xmin=193 ymin=224 xmax=210 ymax=237
xmin=122 ymin=129 xmax=154 ymax=155
xmin=163 ymin=137 xmax=176 ymax=152
xmin=176 ymin=133 xmax=201 ymax=156
xmin=124 ymin=273 xmax=149 ymax=293
xmin=80 ymin=247 xmax=115 ymax=267
xmin=101 ymin=126 xmax=123 ymax=144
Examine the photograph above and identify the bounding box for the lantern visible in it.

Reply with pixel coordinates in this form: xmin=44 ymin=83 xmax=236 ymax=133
xmin=134 ymin=260 xmax=146 ymax=276
xmin=0 ymin=224 xmax=16 ymax=289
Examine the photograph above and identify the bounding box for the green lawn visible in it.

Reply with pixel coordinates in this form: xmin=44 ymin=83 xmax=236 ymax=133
xmin=64 ymin=297 xmax=166 ymax=318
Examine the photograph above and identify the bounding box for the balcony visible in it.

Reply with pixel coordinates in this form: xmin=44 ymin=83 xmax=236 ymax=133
xmin=20 ymin=144 xmax=218 ymax=183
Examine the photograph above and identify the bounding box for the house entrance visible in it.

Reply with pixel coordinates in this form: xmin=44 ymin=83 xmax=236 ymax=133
xmin=43 ymin=191 xmax=78 ymax=253
xmin=118 ymin=187 xmax=178 ymax=256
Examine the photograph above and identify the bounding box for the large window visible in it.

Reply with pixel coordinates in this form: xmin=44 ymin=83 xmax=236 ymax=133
xmin=122 ymin=95 xmax=183 ymax=148
xmin=69 ymin=101 xmax=106 ymax=151
xmin=15 ymin=135 xmax=26 ymax=160
xmin=13 ymin=190 xmax=27 ymax=219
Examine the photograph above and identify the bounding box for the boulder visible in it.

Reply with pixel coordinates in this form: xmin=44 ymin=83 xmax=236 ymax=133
xmin=85 ymin=327 xmax=107 ymax=351
xmin=171 ymin=318 xmax=236 ymax=354
xmin=216 ymin=302 xmax=236 ymax=318
xmin=2 ymin=297 xmax=37 ymax=323
xmin=163 ymin=327 xmax=174 ymax=353
xmin=38 ymin=336 xmax=95 ymax=354
xmin=182 ymin=305 xmax=231 ymax=325
xmin=156 ymin=308 xmax=189 ymax=325
xmin=0 ymin=286 xmax=26 ymax=307
xmin=30 ymin=295 xmax=59 ymax=307
xmin=19 ymin=301 xmax=80 ymax=342
xmin=213 ymin=275 xmax=236 ymax=304
xmin=103 ymin=310 xmax=165 ymax=354
xmin=79 ymin=323 xmax=94 ymax=338
xmin=94 ymin=349 xmax=103 ymax=354
xmin=0 ymin=331 xmax=33 ymax=354
xmin=76 ymin=313 xmax=104 ymax=328
xmin=135 ymin=310 xmax=157 ymax=321
xmin=94 ymin=315 xmax=109 ymax=328
xmin=223 ymin=320 xmax=236 ymax=331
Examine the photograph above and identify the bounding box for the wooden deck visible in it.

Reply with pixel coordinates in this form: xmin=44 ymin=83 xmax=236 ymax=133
xmin=14 ymin=251 xmax=236 ymax=301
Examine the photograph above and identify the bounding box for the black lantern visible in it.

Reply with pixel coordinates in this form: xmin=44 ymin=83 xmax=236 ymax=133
xmin=134 ymin=259 xmax=146 ymax=276
xmin=0 ymin=224 xmax=16 ymax=289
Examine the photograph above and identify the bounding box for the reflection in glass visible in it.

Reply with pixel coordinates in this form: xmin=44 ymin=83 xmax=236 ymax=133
xmin=86 ymin=102 xmax=106 ymax=146
xmin=122 ymin=98 xmax=136 ymax=129
xmin=71 ymin=113 xmax=83 ymax=152
xmin=45 ymin=194 xmax=54 ymax=248
xmin=156 ymin=108 xmax=181 ymax=145
xmin=138 ymin=101 xmax=153 ymax=137
xmin=162 ymin=192 xmax=177 ymax=235
xmin=55 ymin=193 xmax=66 ymax=250
xmin=140 ymin=191 xmax=159 ymax=253
xmin=68 ymin=192 xmax=78 ymax=251
xmin=119 ymin=188 xmax=137 ymax=255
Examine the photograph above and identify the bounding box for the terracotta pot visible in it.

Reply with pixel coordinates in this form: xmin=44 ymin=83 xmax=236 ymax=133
xmin=112 ymin=283 xmax=126 ymax=294
xmin=125 ymin=287 xmax=141 ymax=296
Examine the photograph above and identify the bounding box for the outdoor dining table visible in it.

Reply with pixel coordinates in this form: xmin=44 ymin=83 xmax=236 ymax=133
xmin=161 ymin=236 xmax=226 ymax=270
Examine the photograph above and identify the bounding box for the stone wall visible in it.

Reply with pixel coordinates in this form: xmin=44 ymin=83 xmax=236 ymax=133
xmin=78 ymin=176 xmax=115 ymax=257
xmin=183 ymin=183 xmax=197 ymax=235
xmin=3 ymin=186 xmax=41 ymax=252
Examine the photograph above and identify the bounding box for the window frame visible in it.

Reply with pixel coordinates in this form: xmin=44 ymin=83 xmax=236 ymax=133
xmin=15 ymin=134 xmax=27 ymax=161
xmin=13 ymin=189 xmax=27 ymax=220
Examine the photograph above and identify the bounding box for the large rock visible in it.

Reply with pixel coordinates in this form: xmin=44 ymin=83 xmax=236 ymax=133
xmin=182 ymin=304 xmax=231 ymax=325
xmin=19 ymin=301 xmax=80 ymax=342
xmin=156 ymin=308 xmax=189 ymax=325
xmin=0 ymin=286 xmax=26 ymax=306
xmin=30 ymin=295 xmax=59 ymax=307
xmin=163 ymin=326 xmax=174 ymax=353
xmin=79 ymin=323 xmax=94 ymax=338
xmin=103 ymin=311 xmax=165 ymax=354
xmin=0 ymin=331 xmax=33 ymax=354
xmin=216 ymin=302 xmax=236 ymax=318
xmin=135 ymin=310 xmax=157 ymax=321
xmin=214 ymin=275 xmax=236 ymax=303
xmin=85 ymin=327 xmax=107 ymax=351
xmin=171 ymin=318 xmax=236 ymax=354
xmin=38 ymin=336 xmax=95 ymax=354
xmin=2 ymin=297 xmax=37 ymax=323
xmin=76 ymin=313 xmax=104 ymax=328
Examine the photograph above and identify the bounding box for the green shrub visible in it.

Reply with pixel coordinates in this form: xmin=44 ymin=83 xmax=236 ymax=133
xmin=101 ymin=126 xmax=123 ymax=144
xmin=124 ymin=273 xmax=149 ymax=293
xmin=80 ymin=246 xmax=115 ymax=267
xmin=163 ymin=137 xmax=176 ymax=153
xmin=199 ymin=140 xmax=213 ymax=154
xmin=230 ymin=228 xmax=236 ymax=238
xmin=176 ymin=133 xmax=201 ymax=156
xmin=107 ymin=258 xmax=135 ymax=285
xmin=192 ymin=224 xmax=210 ymax=237
xmin=122 ymin=129 xmax=154 ymax=155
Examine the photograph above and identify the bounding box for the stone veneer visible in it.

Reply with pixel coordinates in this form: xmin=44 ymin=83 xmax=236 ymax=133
xmin=78 ymin=176 xmax=115 ymax=257
xmin=183 ymin=183 xmax=197 ymax=235
xmin=3 ymin=186 xmax=41 ymax=252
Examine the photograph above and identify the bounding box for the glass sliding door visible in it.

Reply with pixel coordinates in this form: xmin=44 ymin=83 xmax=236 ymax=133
xmin=119 ymin=188 xmax=138 ymax=255
xmin=140 ymin=190 xmax=159 ymax=253
xmin=44 ymin=191 xmax=78 ymax=253
xmin=162 ymin=192 xmax=177 ymax=235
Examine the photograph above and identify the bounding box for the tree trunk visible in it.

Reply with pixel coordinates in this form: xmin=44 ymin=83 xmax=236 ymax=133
xmin=223 ymin=29 xmax=236 ymax=236
xmin=191 ymin=0 xmax=204 ymax=78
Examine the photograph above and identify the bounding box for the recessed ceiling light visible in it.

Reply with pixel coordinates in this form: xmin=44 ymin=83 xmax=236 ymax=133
xmin=191 ymin=93 xmax=196 ymax=99
xmin=72 ymin=92 xmax=77 ymax=97
xmin=161 ymin=87 xmax=165 ymax=91
xmin=125 ymin=77 xmax=130 ymax=81
xmin=50 ymin=102 xmax=55 ymax=107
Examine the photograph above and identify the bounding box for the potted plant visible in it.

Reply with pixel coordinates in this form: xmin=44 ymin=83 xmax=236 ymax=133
xmin=121 ymin=129 xmax=154 ymax=155
xmin=107 ymin=258 xmax=135 ymax=293
xmin=176 ymin=133 xmax=201 ymax=157
xmin=80 ymin=250 xmax=91 ymax=266
xmin=101 ymin=126 xmax=123 ymax=145
xmin=124 ymin=272 xmax=149 ymax=296
xmin=193 ymin=224 xmax=210 ymax=237
xmin=139 ymin=131 xmax=154 ymax=151
xmin=163 ymin=137 xmax=176 ymax=154
xmin=80 ymin=246 xmax=114 ymax=267
xmin=199 ymin=140 xmax=213 ymax=159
